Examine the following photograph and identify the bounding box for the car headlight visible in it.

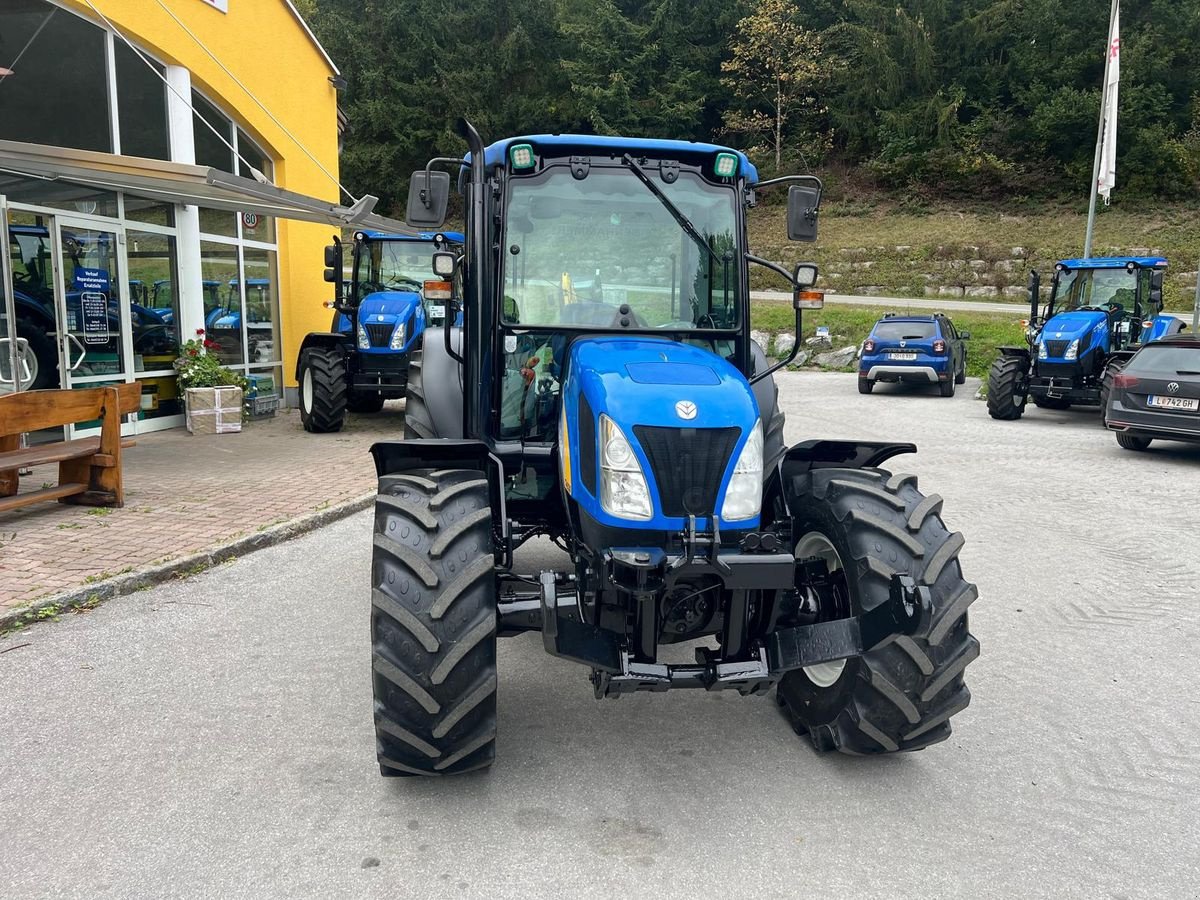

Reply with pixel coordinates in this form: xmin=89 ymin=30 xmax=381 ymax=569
xmin=1064 ymin=338 xmax=1080 ymax=360
xmin=599 ymin=414 xmax=652 ymax=520
xmin=1037 ymin=340 xmax=1047 ymax=360
xmin=720 ymin=420 xmax=763 ymax=522
xmin=390 ymin=321 xmax=407 ymax=350
xmin=357 ymin=322 xmax=370 ymax=350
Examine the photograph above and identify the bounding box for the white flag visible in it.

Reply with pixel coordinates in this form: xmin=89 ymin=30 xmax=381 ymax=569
xmin=1097 ymin=5 xmax=1120 ymax=204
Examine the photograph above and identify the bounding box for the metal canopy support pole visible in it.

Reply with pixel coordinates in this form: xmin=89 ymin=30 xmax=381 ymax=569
xmin=1193 ymin=261 xmax=1199 ymax=333
xmin=0 ymin=193 xmax=21 ymax=394
xmin=1083 ymin=0 xmax=1119 ymax=260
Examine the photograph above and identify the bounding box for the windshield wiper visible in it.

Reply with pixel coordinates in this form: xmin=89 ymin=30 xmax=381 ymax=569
xmin=1176 ymin=370 xmax=1200 ymax=376
xmin=620 ymin=154 xmax=724 ymax=268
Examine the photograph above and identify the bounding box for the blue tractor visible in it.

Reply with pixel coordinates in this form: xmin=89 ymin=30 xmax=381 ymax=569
xmin=296 ymin=230 xmax=462 ymax=432
xmin=363 ymin=123 xmax=978 ymax=775
xmin=988 ymin=256 xmax=1185 ymax=420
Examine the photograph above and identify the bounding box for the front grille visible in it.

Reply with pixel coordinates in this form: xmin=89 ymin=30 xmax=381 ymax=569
xmin=365 ymin=322 xmax=395 ymax=347
xmin=633 ymin=426 xmax=740 ymax=518
xmin=1044 ymin=340 xmax=1071 ymax=358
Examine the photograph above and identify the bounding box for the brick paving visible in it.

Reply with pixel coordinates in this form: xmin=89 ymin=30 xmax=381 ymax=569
xmin=0 ymin=406 xmax=403 ymax=611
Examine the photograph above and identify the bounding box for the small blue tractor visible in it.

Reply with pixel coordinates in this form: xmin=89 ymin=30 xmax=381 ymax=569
xmin=296 ymin=230 xmax=463 ymax=432
xmin=364 ymin=122 xmax=978 ymax=775
xmin=988 ymin=256 xmax=1185 ymax=420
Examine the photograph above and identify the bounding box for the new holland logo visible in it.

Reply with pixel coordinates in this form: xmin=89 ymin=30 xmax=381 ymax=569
xmin=675 ymin=400 xmax=698 ymax=420
xmin=1168 ymin=382 xmax=1180 ymax=394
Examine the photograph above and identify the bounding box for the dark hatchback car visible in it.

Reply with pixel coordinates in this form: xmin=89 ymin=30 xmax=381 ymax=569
xmin=858 ymin=313 xmax=969 ymax=396
xmin=1106 ymin=334 xmax=1200 ymax=451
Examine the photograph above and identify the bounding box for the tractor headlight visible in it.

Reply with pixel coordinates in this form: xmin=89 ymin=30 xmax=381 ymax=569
xmin=1037 ymin=340 xmax=1047 ymax=360
xmin=1065 ymin=338 xmax=1080 ymax=361
xmin=357 ymin=322 xmax=370 ymax=350
xmin=720 ymin=420 xmax=763 ymax=523
xmin=599 ymin=414 xmax=652 ymax=520
xmin=390 ymin=321 xmax=407 ymax=350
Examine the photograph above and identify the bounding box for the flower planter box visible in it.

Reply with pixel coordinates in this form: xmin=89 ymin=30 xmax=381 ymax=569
xmin=185 ymin=386 xmax=243 ymax=435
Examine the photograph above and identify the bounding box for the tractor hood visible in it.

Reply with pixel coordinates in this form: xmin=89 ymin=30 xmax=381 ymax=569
xmin=561 ymin=337 xmax=762 ymax=531
xmin=359 ymin=290 xmax=422 ymax=323
xmin=1041 ymin=310 xmax=1107 ymax=341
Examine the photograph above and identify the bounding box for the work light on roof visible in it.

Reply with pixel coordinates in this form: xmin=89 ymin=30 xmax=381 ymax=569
xmin=713 ymin=152 xmax=738 ymax=178
xmin=509 ymin=143 xmax=536 ymax=170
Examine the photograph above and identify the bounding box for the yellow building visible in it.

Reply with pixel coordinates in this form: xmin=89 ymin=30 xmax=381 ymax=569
xmin=0 ymin=0 xmax=384 ymax=429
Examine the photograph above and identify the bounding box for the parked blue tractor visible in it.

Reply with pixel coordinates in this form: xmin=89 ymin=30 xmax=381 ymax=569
xmin=987 ymin=256 xmax=1185 ymax=420
xmin=364 ymin=123 xmax=978 ymax=775
xmin=296 ymin=230 xmax=462 ymax=433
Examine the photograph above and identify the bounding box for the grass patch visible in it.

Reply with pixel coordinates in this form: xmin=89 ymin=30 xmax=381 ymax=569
xmin=751 ymin=300 xmax=1022 ymax=380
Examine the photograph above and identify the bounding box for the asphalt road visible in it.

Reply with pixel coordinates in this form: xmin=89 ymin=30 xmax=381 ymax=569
xmin=3 ymin=373 xmax=1199 ymax=899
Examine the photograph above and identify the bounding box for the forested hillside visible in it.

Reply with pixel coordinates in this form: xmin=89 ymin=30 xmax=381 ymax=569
xmin=297 ymin=0 xmax=1200 ymax=213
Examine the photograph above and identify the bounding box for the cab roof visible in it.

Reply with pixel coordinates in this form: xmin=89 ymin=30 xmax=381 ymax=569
xmin=476 ymin=134 xmax=759 ymax=184
xmin=1057 ymin=256 xmax=1168 ymax=270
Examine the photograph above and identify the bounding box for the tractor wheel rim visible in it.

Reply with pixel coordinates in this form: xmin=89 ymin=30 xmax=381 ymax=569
xmin=302 ymin=367 xmax=313 ymax=413
xmin=795 ymin=531 xmax=849 ymax=689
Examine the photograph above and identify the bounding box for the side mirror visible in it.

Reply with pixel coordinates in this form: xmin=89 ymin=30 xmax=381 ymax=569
xmin=432 ymin=251 xmax=457 ymax=278
xmin=786 ymin=185 xmax=820 ymax=242
xmin=322 ymin=240 xmax=343 ymax=300
xmin=1151 ymin=270 xmax=1165 ymax=291
xmin=323 ymin=244 xmax=340 ymax=268
xmin=406 ymin=169 xmax=450 ymax=228
xmin=793 ymin=262 xmax=818 ymax=288
xmin=960 ymin=330 xmax=972 ymax=340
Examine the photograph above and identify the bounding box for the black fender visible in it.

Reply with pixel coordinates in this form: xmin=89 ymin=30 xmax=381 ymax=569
xmin=370 ymin=438 xmax=508 ymax=542
xmin=419 ymin=325 xmax=465 ymax=439
xmin=295 ymin=332 xmax=350 ymax=380
xmin=996 ymin=345 xmax=1031 ymax=360
xmin=780 ymin=439 xmax=916 ymax=482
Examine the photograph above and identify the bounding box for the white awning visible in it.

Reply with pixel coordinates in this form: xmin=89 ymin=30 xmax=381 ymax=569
xmin=0 ymin=139 xmax=409 ymax=233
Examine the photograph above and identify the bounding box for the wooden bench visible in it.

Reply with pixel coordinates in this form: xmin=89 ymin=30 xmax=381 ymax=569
xmin=0 ymin=382 xmax=141 ymax=513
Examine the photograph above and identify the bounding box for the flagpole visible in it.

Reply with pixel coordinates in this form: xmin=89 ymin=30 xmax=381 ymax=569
xmin=1083 ymin=0 xmax=1119 ymax=259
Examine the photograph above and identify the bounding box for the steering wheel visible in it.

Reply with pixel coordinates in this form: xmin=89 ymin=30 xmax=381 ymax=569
xmin=696 ymin=314 xmax=718 ymax=329
xmin=386 ymin=276 xmax=424 ymax=291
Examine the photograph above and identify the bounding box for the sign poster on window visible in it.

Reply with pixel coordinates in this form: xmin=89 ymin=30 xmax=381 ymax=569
xmin=73 ymin=267 xmax=111 ymax=345
xmin=199 ymin=0 xmax=229 ymax=13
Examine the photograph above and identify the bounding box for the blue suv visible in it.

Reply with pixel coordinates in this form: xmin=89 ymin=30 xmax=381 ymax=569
xmin=858 ymin=313 xmax=969 ymax=396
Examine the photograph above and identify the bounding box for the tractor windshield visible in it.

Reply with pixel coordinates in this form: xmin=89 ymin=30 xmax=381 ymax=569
xmin=1053 ymin=268 xmax=1138 ymax=314
xmin=356 ymin=240 xmax=434 ymax=297
xmin=501 ymin=166 xmax=739 ymax=330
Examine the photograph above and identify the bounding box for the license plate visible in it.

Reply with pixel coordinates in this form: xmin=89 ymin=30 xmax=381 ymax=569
xmin=1148 ymin=394 xmax=1199 ymax=411
xmin=428 ymin=305 xmax=445 ymax=319
xmin=888 ymin=352 xmax=917 ymax=361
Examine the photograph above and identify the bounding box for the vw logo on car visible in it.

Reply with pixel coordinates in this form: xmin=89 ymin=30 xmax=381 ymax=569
xmin=675 ymin=400 xmax=698 ymax=420
xmin=1168 ymin=382 xmax=1180 ymax=394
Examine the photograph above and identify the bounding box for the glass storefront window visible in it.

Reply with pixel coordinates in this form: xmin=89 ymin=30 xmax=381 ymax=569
xmin=199 ymin=240 xmax=242 ymax=367
xmin=193 ymin=91 xmax=234 ymax=173
xmin=199 ymin=207 xmax=238 ymax=238
xmin=0 ymin=174 xmax=118 ymax=219
xmin=114 ymin=40 xmax=168 ymax=160
xmin=241 ymin=248 xmax=280 ymax=364
xmin=126 ymin=230 xmax=180 ymax=373
xmin=238 ymin=209 xmax=275 ymax=244
xmin=124 ymin=197 xmax=175 ymax=228
xmin=0 ymin=0 xmax=111 ymax=153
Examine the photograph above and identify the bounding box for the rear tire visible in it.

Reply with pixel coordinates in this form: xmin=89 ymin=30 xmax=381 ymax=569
xmin=371 ymin=469 xmax=498 ymax=775
xmin=986 ymin=356 xmax=1027 ymax=420
xmin=16 ymin=318 xmax=57 ymax=391
xmin=298 ymin=348 xmax=347 ymax=433
xmin=939 ymin=377 xmax=956 ymax=397
xmin=777 ymin=467 xmax=978 ymax=754
xmin=403 ymin=351 xmax=437 ymax=439
xmin=1115 ymin=432 xmax=1151 ymax=451
xmin=1100 ymin=360 xmax=1123 ymax=426
xmin=858 ymin=377 xmax=873 ymax=394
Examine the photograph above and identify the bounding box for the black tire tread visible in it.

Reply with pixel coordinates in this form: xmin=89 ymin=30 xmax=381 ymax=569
xmin=299 ymin=348 xmax=347 ymax=433
xmin=403 ymin=352 xmax=437 ymax=439
xmin=778 ymin=467 xmax=978 ymax=754
xmin=1100 ymin=359 xmax=1124 ymax=425
xmin=371 ymin=469 xmax=497 ymax=776
xmin=987 ymin=355 xmax=1027 ymax=420
xmin=1115 ymin=432 xmax=1151 ymax=451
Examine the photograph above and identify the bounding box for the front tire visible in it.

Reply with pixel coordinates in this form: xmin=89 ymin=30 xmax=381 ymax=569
xmin=371 ymin=469 xmax=498 ymax=775
xmin=298 ymin=348 xmax=347 ymax=433
xmin=777 ymin=467 xmax=978 ymax=754
xmin=1032 ymin=396 xmax=1071 ymax=410
xmin=955 ymin=360 xmax=966 ymax=385
xmin=987 ymin=355 xmax=1027 ymax=420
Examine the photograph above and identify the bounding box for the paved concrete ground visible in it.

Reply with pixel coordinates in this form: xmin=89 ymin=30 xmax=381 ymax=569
xmin=2 ymin=373 xmax=1198 ymax=898
xmin=0 ymin=406 xmax=403 ymax=611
